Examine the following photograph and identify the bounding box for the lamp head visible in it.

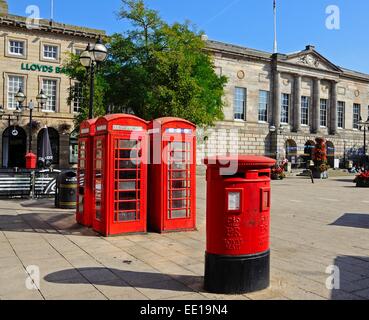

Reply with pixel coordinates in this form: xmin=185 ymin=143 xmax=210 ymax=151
xmin=91 ymin=37 xmax=108 ymax=63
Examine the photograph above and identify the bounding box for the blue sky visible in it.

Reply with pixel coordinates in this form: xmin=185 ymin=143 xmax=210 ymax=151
xmin=7 ymin=0 xmax=369 ymax=73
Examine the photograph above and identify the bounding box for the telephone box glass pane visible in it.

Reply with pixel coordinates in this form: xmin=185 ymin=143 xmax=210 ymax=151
xmin=228 ymin=192 xmax=241 ymax=211
xmin=171 ymin=209 xmax=187 ymax=219
xmin=94 ymin=138 xmax=104 ymax=221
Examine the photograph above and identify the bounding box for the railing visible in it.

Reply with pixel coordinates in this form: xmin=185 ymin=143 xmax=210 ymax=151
xmin=0 ymin=169 xmax=61 ymax=199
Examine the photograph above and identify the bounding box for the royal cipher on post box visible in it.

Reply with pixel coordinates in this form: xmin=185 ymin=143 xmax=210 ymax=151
xmin=76 ymin=118 xmax=97 ymax=227
xmin=92 ymin=114 xmax=149 ymax=236
xmin=148 ymin=118 xmax=196 ymax=233
xmin=203 ymin=155 xmax=276 ymax=294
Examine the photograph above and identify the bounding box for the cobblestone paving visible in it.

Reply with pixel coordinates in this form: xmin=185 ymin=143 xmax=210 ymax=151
xmin=1 ymin=174 xmax=369 ymax=300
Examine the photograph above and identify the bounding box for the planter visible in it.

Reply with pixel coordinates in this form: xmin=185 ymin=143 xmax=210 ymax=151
xmin=356 ymin=180 xmax=369 ymax=188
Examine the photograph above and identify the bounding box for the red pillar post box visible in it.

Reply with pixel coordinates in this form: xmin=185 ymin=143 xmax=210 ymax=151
xmin=148 ymin=118 xmax=196 ymax=233
xmin=76 ymin=119 xmax=97 ymax=227
xmin=203 ymin=155 xmax=276 ymax=294
xmin=92 ymin=114 xmax=148 ymax=236
xmin=25 ymin=153 xmax=37 ymax=169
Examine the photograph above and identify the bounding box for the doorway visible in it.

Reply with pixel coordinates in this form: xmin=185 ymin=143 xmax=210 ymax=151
xmin=2 ymin=126 xmax=27 ymax=168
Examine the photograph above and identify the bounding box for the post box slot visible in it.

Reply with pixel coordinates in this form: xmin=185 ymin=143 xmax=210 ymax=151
xmin=258 ymin=172 xmax=270 ymax=178
xmin=113 ymin=138 xmax=142 ymax=222
xmin=223 ymin=172 xmax=246 ymax=179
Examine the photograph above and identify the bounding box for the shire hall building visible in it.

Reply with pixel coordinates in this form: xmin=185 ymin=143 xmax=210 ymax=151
xmin=200 ymin=40 xmax=369 ymax=168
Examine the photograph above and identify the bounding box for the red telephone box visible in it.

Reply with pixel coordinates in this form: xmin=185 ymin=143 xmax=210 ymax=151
xmin=148 ymin=118 xmax=196 ymax=233
xmin=92 ymin=114 xmax=148 ymax=236
xmin=76 ymin=118 xmax=97 ymax=227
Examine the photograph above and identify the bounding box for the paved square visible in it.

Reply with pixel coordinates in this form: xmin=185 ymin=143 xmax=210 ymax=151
xmin=1 ymin=173 xmax=369 ymax=300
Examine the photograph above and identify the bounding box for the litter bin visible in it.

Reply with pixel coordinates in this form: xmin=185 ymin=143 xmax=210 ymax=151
xmin=203 ymin=155 xmax=276 ymax=294
xmin=55 ymin=170 xmax=77 ymax=209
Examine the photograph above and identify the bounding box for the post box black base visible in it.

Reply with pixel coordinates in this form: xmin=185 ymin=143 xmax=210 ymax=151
xmin=204 ymin=251 xmax=270 ymax=294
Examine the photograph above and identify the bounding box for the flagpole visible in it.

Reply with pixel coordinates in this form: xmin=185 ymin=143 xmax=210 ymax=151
xmin=51 ymin=0 xmax=54 ymax=21
xmin=273 ymin=0 xmax=278 ymax=54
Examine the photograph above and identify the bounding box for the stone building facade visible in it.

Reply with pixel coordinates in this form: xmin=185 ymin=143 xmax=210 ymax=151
xmin=0 ymin=0 xmax=104 ymax=169
xmin=199 ymin=40 xmax=369 ymax=168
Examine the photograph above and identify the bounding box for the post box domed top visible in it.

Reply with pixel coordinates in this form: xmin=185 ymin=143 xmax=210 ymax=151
xmin=150 ymin=117 xmax=196 ymax=129
xmin=204 ymin=155 xmax=276 ymax=169
xmin=95 ymin=114 xmax=149 ymax=133
xmin=80 ymin=118 xmax=98 ymax=136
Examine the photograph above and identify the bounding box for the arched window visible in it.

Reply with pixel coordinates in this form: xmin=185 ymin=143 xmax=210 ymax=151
xmin=37 ymin=127 xmax=59 ymax=166
xmin=69 ymin=130 xmax=79 ymax=164
xmin=2 ymin=126 xmax=27 ymax=168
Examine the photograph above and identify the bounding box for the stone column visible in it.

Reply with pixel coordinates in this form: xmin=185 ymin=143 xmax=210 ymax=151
xmin=330 ymin=80 xmax=338 ymax=135
xmin=294 ymin=74 xmax=302 ymax=132
xmin=312 ymin=78 xmax=321 ymax=134
xmin=273 ymin=71 xmax=281 ymax=128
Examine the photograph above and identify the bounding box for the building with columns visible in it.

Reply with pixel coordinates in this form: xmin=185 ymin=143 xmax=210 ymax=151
xmin=0 ymin=0 xmax=105 ymax=169
xmin=201 ymin=40 xmax=369 ymax=168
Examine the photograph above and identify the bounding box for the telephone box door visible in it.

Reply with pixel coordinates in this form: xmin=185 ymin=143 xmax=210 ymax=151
xmin=163 ymin=139 xmax=195 ymax=231
xmin=76 ymin=138 xmax=88 ymax=225
xmin=109 ymin=134 xmax=147 ymax=235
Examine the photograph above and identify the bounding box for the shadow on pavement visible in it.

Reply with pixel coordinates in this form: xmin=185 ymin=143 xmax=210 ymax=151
xmin=0 ymin=213 xmax=97 ymax=236
xmin=330 ymin=213 xmax=369 ymax=230
xmin=20 ymin=198 xmax=58 ymax=209
xmin=44 ymin=267 xmax=203 ymax=293
xmin=330 ymin=256 xmax=369 ymax=300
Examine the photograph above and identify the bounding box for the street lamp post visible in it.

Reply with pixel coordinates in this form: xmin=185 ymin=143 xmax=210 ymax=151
xmin=79 ymin=37 xmax=108 ymax=119
xmin=14 ymin=88 xmax=48 ymax=169
xmin=0 ymin=105 xmax=22 ymax=126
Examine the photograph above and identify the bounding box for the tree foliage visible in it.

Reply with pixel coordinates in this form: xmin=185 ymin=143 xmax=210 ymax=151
xmin=65 ymin=0 xmax=227 ymax=127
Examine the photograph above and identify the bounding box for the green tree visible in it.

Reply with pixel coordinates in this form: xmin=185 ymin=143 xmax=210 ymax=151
xmin=65 ymin=0 xmax=227 ymax=127
xmin=64 ymin=52 xmax=108 ymax=129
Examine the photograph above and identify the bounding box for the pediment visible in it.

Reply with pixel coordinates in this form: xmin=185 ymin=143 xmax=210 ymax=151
xmin=283 ymin=51 xmax=342 ymax=73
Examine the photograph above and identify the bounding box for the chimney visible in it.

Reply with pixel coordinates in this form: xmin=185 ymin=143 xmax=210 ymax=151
xmin=0 ymin=0 xmax=8 ymax=16
xmin=306 ymin=45 xmax=316 ymax=51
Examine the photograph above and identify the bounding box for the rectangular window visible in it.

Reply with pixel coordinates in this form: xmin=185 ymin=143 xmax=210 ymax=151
xmin=43 ymin=45 xmax=59 ymax=60
xmin=337 ymin=101 xmax=345 ymax=129
xmin=75 ymin=49 xmax=83 ymax=56
xmin=7 ymin=75 xmax=25 ymax=110
xmin=73 ymin=82 xmax=83 ymax=113
xmin=301 ymin=96 xmax=310 ymax=126
xmin=281 ymin=93 xmax=290 ymax=124
xmin=9 ymin=40 xmax=25 ymax=56
xmin=234 ymin=87 xmax=247 ymax=120
xmin=258 ymin=90 xmax=269 ymax=122
xmin=42 ymin=79 xmax=57 ymax=112
xmin=320 ymin=99 xmax=328 ymax=127
xmin=353 ymin=103 xmax=361 ymax=129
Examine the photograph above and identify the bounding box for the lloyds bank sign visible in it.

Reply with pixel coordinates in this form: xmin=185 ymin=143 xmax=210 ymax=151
xmin=21 ymin=63 xmax=67 ymax=74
